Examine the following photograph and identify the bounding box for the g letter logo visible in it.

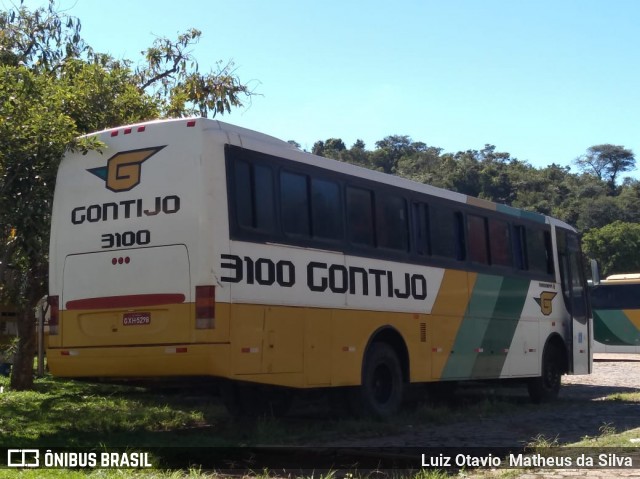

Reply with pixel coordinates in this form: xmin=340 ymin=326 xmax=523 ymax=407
xmin=88 ymin=146 xmax=166 ymax=192
xmin=534 ymin=291 xmax=557 ymax=316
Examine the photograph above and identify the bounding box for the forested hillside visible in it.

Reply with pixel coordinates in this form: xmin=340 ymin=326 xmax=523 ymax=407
xmin=308 ymin=136 xmax=639 ymax=276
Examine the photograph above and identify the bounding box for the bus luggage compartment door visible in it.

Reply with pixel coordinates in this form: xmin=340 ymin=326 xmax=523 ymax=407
xmin=61 ymin=245 xmax=191 ymax=347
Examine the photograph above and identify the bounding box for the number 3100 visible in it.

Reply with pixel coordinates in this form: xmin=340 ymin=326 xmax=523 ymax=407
xmin=101 ymin=230 xmax=151 ymax=249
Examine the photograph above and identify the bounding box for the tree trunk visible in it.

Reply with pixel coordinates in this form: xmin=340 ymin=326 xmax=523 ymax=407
xmin=10 ymin=307 xmax=36 ymax=390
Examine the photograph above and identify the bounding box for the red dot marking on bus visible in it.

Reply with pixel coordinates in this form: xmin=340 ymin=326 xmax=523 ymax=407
xmin=112 ymin=258 xmax=117 ymax=265
xmin=124 ymin=257 xmax=130 ymax=264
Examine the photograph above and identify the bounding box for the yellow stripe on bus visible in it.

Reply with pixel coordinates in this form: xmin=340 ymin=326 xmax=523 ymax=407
xmin=429 ymin=270 xmax=477 ymax=380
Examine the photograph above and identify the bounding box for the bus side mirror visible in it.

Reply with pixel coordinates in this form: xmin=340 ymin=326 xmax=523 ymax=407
xmin=590 ymin=259 xmax=600 ymax=286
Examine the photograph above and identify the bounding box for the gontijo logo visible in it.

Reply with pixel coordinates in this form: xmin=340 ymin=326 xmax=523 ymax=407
xmin=535 ymin=291 xmax=557 ymax=316
xmin=88 ymin=146 xmax=166 ymax=192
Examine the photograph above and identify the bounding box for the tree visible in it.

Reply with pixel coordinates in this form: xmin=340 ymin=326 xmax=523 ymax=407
xmin=582 ymin=221 xmax=640 ymax=277
xmin=0 ymin=0 xmax=255 ymax=390
xmin=0 ymin=66 xmax=82 ymax=390
xmin=574 ymin=144 xmax=635 ymax=193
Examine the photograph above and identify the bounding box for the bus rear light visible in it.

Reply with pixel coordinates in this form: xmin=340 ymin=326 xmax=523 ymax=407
xmin=186 ymin=120 xmax=197 ymax=127
xmin=195 ymin=285 xmax=215 ymax=329
xmin=48 ymin=295 xmax=59 ymax=336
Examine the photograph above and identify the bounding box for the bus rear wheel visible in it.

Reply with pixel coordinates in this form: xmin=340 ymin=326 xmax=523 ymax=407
xmin=528 ymin=343 xmax=563 ymax=403
xmin=350 ymin=342 xmax=404 ymax=418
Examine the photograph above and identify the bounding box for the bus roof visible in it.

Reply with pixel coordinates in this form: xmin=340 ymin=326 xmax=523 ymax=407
xmin=83 ymin=117 xmax=575 ymax=232
xmin=603 ymin=273 xmax=640 ymax=283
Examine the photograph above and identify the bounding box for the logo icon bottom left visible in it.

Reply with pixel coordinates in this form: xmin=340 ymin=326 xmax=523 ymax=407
xmin=7 ymin=449 xmax=40 ymax=468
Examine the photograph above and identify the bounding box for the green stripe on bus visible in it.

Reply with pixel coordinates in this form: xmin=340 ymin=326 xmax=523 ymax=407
xmin=471 ymin=277 xmax=530 ymax=378
xmin=594 ymin=309 xmax=640 ymax=346
xmin=496 ymin=204 xmax=546 ymax=224
xmin=440 ymin=274 xmax=502 ymax=379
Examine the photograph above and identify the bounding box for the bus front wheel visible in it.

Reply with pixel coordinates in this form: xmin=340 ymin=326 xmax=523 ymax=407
xmin=528 ymin=342 xmax=563 ymax=403
xmin=350 ymin=342 xmax=404 ymax=418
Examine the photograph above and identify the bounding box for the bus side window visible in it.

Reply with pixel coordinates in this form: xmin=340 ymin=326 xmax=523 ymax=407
xmin=234 ymin=160 xmax=253 ymax=228
xmin=431 ymin=206 xmax=465 ymax=261
xmin=512 ymin=225 xmax=526 ymax=270
xmin=467 ymin=214 xmax=489 ymax=264
xmin=489 ymin=218 xmax=512 ymax=267
xmin=376 ymin=193 xmax=408 ymax=251
xmin=311 ymin=178 xmax=343 ymax=241
xmin=280 ymin=170 xmax=310 ymax=237
xmin=346 ymin=186 xmax=374 ymax=247
xmin=234 ymin=160 xmax=275 ymax=233
xmin=527 ymin=227 xmax=554 ymax=275
xmin=253 ymin=165 xmax=276 ymax=232
xmin=412 ymin=202 xmax=430 ymax=256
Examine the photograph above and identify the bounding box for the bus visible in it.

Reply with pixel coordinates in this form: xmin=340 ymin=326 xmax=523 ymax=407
xmin=47 ymin=118 xmax=592 ymax=417
xmin=591 ymin=274 xmax=640 ymax=353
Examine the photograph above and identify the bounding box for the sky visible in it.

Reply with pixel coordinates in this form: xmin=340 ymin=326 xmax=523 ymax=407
xmin=10 ymin=0 xmax=640 ymax=175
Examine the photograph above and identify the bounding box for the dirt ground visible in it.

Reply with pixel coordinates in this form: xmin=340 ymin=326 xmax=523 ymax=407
xmin=325 ymin=354 xmax=640 ymax=449
xmin=314 ymin=354 xmax=640 ymax=478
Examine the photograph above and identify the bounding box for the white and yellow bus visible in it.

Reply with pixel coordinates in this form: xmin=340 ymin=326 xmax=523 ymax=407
xmin=48 ymin=118 xmax=591 ymax=417
xmin=591 ymin=274 xmax=640 ymax=354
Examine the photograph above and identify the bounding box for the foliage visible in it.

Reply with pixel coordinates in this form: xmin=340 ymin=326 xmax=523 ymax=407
xmin=310 ymin=134 xmax=640 ymax=274
xmin=582 ymin=221 xmax=640 ymax=276
xmin=574 ymin=144 xmax=636 ymax=192
xmin=133 ymin=27 xmax=257 ymax=118
xmin=0 ymin=0 xmax=255 ymax=390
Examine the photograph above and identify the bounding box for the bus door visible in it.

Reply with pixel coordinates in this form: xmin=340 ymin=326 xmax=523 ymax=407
xmin=557 ymin=229 xmax=591 ymax=374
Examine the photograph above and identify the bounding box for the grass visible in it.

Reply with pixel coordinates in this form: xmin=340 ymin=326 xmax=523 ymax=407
xmin=0 ymin=375 xmax=532 ymax=449
xmin=1 ymin=375 xmax=640 ymax=478
xmin=0 ymin=375 xmax=223 ymax=447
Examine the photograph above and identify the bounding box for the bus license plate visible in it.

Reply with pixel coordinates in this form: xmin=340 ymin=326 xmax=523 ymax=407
xmin=123 ymin=312 xmax=151 ymax=326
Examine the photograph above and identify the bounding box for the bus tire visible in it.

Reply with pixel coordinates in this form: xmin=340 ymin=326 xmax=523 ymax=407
xmin=528 ymin=342 xmax=563 ymax=403
xmin=350 ymin=342 xmax=404 ymax=418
